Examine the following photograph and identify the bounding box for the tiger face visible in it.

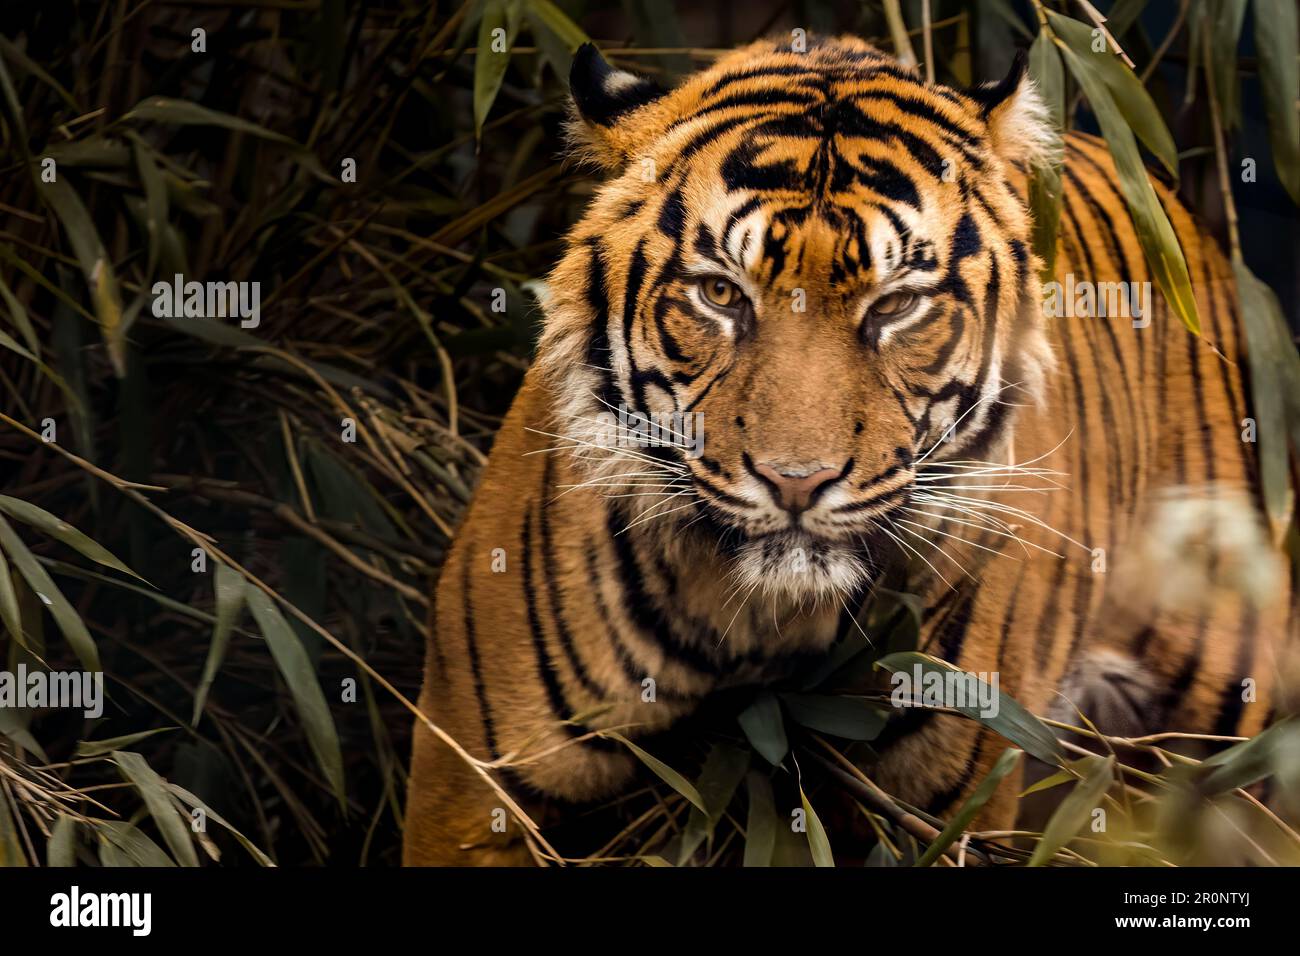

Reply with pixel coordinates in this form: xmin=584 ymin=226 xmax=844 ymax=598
xmin=539 ymin=37 xmax=1058 ymax=603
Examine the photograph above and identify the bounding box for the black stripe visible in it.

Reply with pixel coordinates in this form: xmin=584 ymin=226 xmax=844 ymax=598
xmin=605 ymin=503 xmax=725 ymax=677
xmin=522 ymin=507 xmax=619 ymax=751
xmin=461 ymin=545 xmax=500 ymax=760
xmin=539 ymin=457 xmax=611 ymax=701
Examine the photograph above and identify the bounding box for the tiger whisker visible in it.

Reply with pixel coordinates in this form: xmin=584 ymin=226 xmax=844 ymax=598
xmin=718 ymin=578 xmax=762 ymax=646
xmin=523 ymin=426 xmax=687 ymax=472
xmin=879 ymin=518 xmax=956 ymax=591
xmin=901 ymin=506 xmax=1062 ymax=559
xmin=891 ymin=518 xmax=977 ymax=582
xmin=914 ymin=490 xmax=1091 ymax=553
xmin=895 ymin=517 xmax=1009 ymax=561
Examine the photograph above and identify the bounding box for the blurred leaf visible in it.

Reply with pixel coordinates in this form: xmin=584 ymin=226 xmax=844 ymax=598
xmin=677 ymin=741 xmax=748 ymax=865
xmin=112 ymin=751 xmax=200 ymax=867
xmin=1048 ymin=11 xmax=1200 ymax=334
xmin=0 ymin=705 xmax=47 ymax=761
xmin=602 ymin=731 xmax=707 ymax=812
xmin=916 ymin=748 xmax=1021 ymax=867
xmin=122 ymin=97 xmax=328 ymax=180
xmin=984 ymin=0 xmax=1033 ymax=40
xmin=1021 ymin=756 xmax=1098 ymax=796
xmin=0 ymin=271 xmax=40 ymax=356
xmin=0 ymin=514 xmax=99 ymax=671
xmin=779 ymin=693 xmax=887 ymax=741
xmin=876 ymin=652 xmax=1065 ymax=766
xmin=1196 ymin=715 xmax=1299 ymax=794
xmin=1028 ymin=29 xmax=1064 ymax=280
xmin=1255 ymin=0 xmax=1300 ymax=204
xmin=743 ymin=771 xmax=777 ymax=867
xmin=129 ymin=134 xmax=169 ymax=280
xmin=1207 ymin=0 xmax=1248 ymax=133
xmin=48 ymin=815 xmax=78 ymax=867
xmin=193 ymin=562 xmax=246 ymax=725
xmin=738 ymin=691 xmax=788 ymax=766
xmin=0 ymin=789 xmax=26 ymax=866
xmin=245 ymin=586 xmax=346 ymax=807
xmin=526 ymin=0 xmax=588 ymax=78
xmin=1233 ymin=258 xmax=1298 ymax=542
xmin=1028 ymin=755 xmax=1115 ymax=866
xmin=0 ymin=35 xmax=77 ymax=109
xmin=1106 ymin=0 xmax=1149 ymax=38
xmin=474 ymin=0 xmax=521 ymax=139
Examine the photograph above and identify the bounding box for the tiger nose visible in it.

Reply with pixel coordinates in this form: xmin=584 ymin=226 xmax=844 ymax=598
xmin=753 ymin=461 xmax=845 ymax=514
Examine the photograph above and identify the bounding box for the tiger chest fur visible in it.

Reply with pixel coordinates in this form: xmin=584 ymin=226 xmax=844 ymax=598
xmin=403 ymin=37 xmax=1288 ymax=866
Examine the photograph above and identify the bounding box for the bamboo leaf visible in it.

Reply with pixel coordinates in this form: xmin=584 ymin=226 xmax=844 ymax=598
xmin=0 ymin=514 xmax=99 ymax=671
xmin=48 ymin=815 xmax=78 ymax=867
xmin=0 ymin=788 xmax=26 ymax=867
xmin=245 ymin=586 xmax=346 ymax=807
xmin=474 ymin=0 xmax=520 ymax=139
xmin=192 ymin=562 xmax=246 ymax=725
xmin=111 ymin=751 xmax=200 ymax=867
xmin=166 ymin=783 xmax=275 ymax=866
xmin=1028 ymin=29 xmax=1064 ymax=280
xmin=37 ymin=177 xmax=128 ymax=376
xmin=876 ymin=652 xmax=1065 ymax=766
xmin=1049 ymin=13 xmax=1200 ymax=334
xmin=0 ymin=495 xmax=141 ymax=581
xmin=122 ymin=97 xmax=327 ymax=179
xmin=743 ymin=771 xmax=777 ymax=867
xmin=526 ymin=0 xmax=588 ymax=77
xmin=799 ymin=785 xmax=834 ymax=867
xmin=1028 ymin=755 xmax=1115 ymax=866
xmin=737 ymin=691 xmax=789 ymax=766
xmin=601 ymin=731 xmax=707 ymax=813
xmin=1233 ymin=257 xmax=1298 ymax=542
xmin=779 ymin=692 xmax=888 ymax=741
xmin=0 ymin=547 xmax=25 ymax=651
xmin=0 ymin=271 xmax=40 ymax=356
xmin=1255 ymin=0 xmax=1300 ymax=204
xmin=95 ymin=821 xmax=175 ymax=867
xmin=1047 ymin=11 xmax=1178 ymax=176
xmin=1196 ymin=715 xmax=1299 ymax=794
xmin=676 ymin=741 xmax=749 ymax=864
xmin=916 ymin=748 xmax=1021 ymax=866
xmin=76 ymin=727 xmax=177 ymax=758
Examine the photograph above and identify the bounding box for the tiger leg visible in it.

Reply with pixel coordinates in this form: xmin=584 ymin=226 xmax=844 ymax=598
xmin=403 ymin=527 xmax=647 ymax=865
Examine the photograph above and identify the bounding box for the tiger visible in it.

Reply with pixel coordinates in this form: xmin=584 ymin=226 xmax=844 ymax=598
xmin=403 ymin=35 xmax=1292 ymax=866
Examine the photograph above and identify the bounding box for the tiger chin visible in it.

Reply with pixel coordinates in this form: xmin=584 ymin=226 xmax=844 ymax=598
xmin=403 ymin=36 xmax=1291 ymax=866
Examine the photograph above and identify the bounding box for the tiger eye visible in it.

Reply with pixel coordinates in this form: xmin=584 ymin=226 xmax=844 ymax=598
xmin=870 ymin=291 xmax=917 ymax=317
xmin=699 ymin=276 xmax=744 ymax=309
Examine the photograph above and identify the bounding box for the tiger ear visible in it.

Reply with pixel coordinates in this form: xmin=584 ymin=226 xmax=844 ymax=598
xmin=965 ymin=50 xmax=1059 ymax=168
xmin=567 ymin=43 xmax=668 ymax=169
